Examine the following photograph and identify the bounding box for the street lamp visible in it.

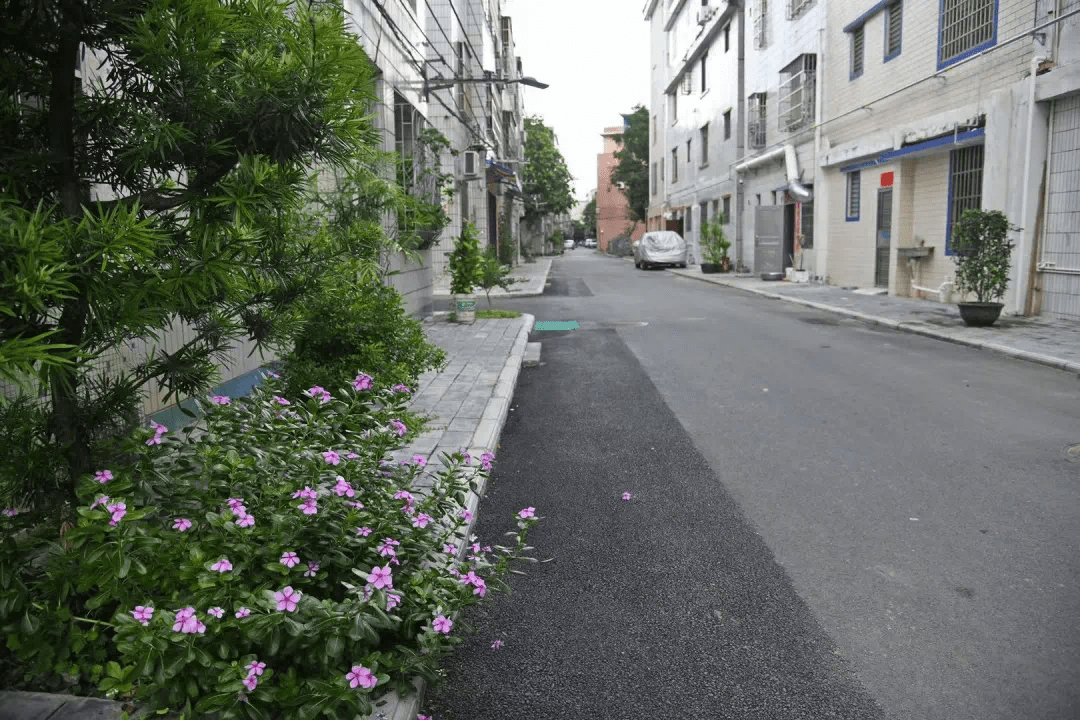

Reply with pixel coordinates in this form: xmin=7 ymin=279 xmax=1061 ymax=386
xmin=423 ymin=71 xmax=549 ymax=100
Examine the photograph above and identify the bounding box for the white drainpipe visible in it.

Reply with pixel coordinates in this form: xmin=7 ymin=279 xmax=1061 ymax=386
xmin=1014 ymin=54 xmax=1047 ymax=316
xmin=733 ymin=145 xmax=812 ymax=201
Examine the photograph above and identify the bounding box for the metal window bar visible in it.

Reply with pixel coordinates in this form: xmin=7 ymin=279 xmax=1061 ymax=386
xmin=852 ymin=27 xmax=864 ymax=75
xmin=778 ymin=54 xmax=816 ymax=132
xmin=800 ymin=200 xmax=814 ymax=248
xmin=940 ymin=0 xmax=995 ymax=64
xmin=847 ymin=171 xmax=861 ymax=217
xmin=748 ymin=93 xmax=767 ymax=148
xmin=886 ymin=1 xmax=903 ymax=56
xmin=672 ymin=148 xmax=679 ymax=182
xmin=787 ymin=0 xmax=812 ymax=20
xmin=754 ymin=0 xmax=768 ymax=47
xmin=947 ymin=144 xmax=985 ymax=249
xmin=701 ymin=124 xmax=709 ymax=165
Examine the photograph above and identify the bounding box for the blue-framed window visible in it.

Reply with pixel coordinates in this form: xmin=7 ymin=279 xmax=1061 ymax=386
xmin=850 ymin=26 xmax=865 ymax=79
xmin=945 ymin=144 xmax=984 ymax=254
xmin=884 ymin=0 xmax=902 ymax=61
xmin=938 ymin=0 xmax=997 ymax=69
xmin=845 ymin=171 xmax=861 ymax=221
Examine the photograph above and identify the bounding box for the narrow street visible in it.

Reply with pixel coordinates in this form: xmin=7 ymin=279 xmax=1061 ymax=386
xmin=425 ymin=253 xmax=1080 ymax=720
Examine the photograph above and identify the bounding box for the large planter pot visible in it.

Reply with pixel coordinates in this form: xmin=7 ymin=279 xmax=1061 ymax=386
xmin=957 ymin=301 xmax=1004 ymax=327
xmin=416 ymin=228 xmax=442 ymax=250
xmin=453 ymin=294 xmax=477 ymax=324
xmin=701 ymin=263 xmax=721 ymax=274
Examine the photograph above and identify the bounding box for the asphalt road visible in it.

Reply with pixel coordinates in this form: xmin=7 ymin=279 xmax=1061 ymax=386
xmin=424 ymin=252 xmax=1080 ymax=720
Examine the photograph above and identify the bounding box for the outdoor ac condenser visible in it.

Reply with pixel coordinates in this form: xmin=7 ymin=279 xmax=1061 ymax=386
xmin=463 ymin=150 xmax=480 ymax=178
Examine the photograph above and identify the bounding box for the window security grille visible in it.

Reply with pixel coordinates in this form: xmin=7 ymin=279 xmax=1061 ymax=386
xmin=947 ymin=144 xmax=985 ymax=251
xmin=748 ymin=93 xmax=767 ymax=149
xmin=885 ymin=1 xmax=903 ymax=57
xmin=939 ymin=0 xmax=995 ymax=65
xmin=787 ymin=0 xmax=813 ymax=20
xmin=754 ymin=0 xmax=768 ymax=48
xmin=852 ymin=26 xmax=865 ymax=77
xmin=778 ymin=54 xmax=817 ymax=132
xmin=846 ymin=171 xmax=861 ymax=219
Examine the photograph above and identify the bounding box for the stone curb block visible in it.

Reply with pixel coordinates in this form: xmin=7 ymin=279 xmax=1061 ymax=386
xmin=669 ymin=270 xmax=1080 ymax=375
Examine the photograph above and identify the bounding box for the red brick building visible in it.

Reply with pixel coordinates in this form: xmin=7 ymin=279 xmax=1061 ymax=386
xmin=597 ymin=125 xmax=645 ymax=254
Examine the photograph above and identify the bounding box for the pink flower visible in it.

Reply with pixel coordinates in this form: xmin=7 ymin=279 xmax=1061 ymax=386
xmin=106 ymin=502 xmax=127 ymax=525
xmin=323 ymin=450 xmax=340 ymax=465
xmin=480 ymin=452 xmax=495 ymax=470
xmin=131 ymin=606 xmax=154 ymax=625
xmin=391 ymin=384 xmax=411 ymax=393
xmin=471 ymin=543 xmax=481 ymax=553
xmin=412 ymin=513 xmax=432 ymax=529
xmin=245 ymin=660 xmax=266 ymax=677
xmin=292 ymin=486 xmax=318 ymax=500
xmin=172 ymin=517 xmax=192 ymax=531
xmin=333 ymin=477 xmax=355 ymax=497
xmin=356 ymin=526 xmax=373 ymax=537
xmin=432 ymin=615 xmax=452 ymax=634
xmin=461 ymin=451 xmax=472 ymax=465
xmin=236 ymin=513 xmax=254 ymax=527
xmin=411 ymin=455 xmax=427 ymax=467
xmin=345 ymin=664 xmax=378 ymax=689
xmin=268 ymin=371 xmax=281 ymax=379
xmin=388 ymin=419 xmax=407 ymax=436
xmin=299 ymin=499 xmax=318 ymax=515
xmin=2 ymin=508 xmax=19 ymax=517
xmin=386 ymin=593 xmax=402 ymax=611
xmin=419 ymin=715 xmax=432 ymax=720
xmin=280 ymin=551 xmax=300 ymax=568
xmin=208 ymin=607 xmax=224 ymax=618
xmin=471 ymin=577 xmax=487 ymax=597
xmin=175 ymin=607 xmax=195 ymax=621
xmin=304 ymin=562 xmax=320 ymax=578
xmin=91 ymin=496 xmax=110 ymax=510
xmin=349 ymin=501 xmax=365 ymax=509
xmin=491 ymin=639 xmax=504 ymax=649
xmin=274 ymin=586 xmax=301 ymax=612
xmin=235 ymin=607 xmax=251 ymax=618
xmin=211 ymin=395 xmax=230 ymax=405
xmin=145 ymin=422 xmax=168 ymax=446
xmin=351 ymin=373 xmax=373 ymax=391
xmin=443 ymin=543 xmax=457 ymax=554
xmin=227 ymin=497 xmax=245 ymax=510
xmin=305 ymin=386 xmax=332 ymax=403
xmin=95 ymin=469 xmax=113 ymax=484
xmin=273 ymin=395 xmax=290 ymax=406
xmin=211 ymin=557 xmax=233 ymax=573
xmin=394 ymin=490 xmax=414 ymax=503
xmin=622 ymin=492 xmax=632 ymax=500
xmin=518 ymin=507 xmax=535 ymax=519
xmin=242 ymin=675 xmax=257 ymax=692
xmin=346 ymin=452 xmax=360 ymax=459
xmin=483 ymin=545 xmax=492 ymax=552
xmin=172 ymin=608 xmax=205 ymax=634
xmin=368 ymin=565 xmax=393 ymax=590
xmin=459 ymin=509 xmax=473 ymax=521
xmin=377 ymin=538 xmax=400 ymax=557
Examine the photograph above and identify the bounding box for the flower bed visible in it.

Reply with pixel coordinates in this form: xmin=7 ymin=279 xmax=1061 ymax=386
xmin=0 ymin=373 xmax=538 ymax=719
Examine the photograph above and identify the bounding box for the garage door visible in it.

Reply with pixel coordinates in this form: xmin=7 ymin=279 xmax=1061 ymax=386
xmin=1038 ymin=93 xmax=1080 ymax=321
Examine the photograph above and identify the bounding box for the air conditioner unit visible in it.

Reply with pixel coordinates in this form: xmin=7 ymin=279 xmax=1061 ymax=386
xmin=463 ymin=150 xmax=481 ymax=178
xmin=681 ymin=73 xmax=693 ymax=95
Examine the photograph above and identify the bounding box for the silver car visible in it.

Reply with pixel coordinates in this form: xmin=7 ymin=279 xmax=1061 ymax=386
xmin=634 ymin=231 xmax=688 ymax=270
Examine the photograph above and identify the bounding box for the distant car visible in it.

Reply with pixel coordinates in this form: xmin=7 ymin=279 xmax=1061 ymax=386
xmin=563 ymin=238 xmax=575 ymax=250
xmin=584 ymin=238 xmax=597 ymax=248
xmin=633 ymin=231 xmax=688 ymax=270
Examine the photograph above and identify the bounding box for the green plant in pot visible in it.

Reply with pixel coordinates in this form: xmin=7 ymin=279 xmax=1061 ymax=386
xmin=700 ymin=219 xmax=732 ymax=274
xmin=477 ymin=249 xmax=523 ymax=308
xmin=397 ymin=129 xmax=454 ymax=251
xmin=950 ymin=209 xmax=1014 ymax=327
xmin=448 ymin=222 xmax=482 ymax=323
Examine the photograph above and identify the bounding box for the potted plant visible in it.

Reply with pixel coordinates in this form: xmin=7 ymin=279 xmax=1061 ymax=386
xmin=448 ymin=222 xmax=482 ymax=324
xmin=477 ymin=248 xmax=523 ymax=308
xmin=950 ymin=208 xmax=1014 ymax=327
xmin=700 ymin=219 xmax=732 ymax=274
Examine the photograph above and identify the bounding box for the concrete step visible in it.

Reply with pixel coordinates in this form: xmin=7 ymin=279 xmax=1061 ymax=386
xmin=523 ymin=341 xmax=541 ymax=367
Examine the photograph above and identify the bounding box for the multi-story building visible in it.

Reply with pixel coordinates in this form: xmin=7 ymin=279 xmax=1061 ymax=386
xmin=817 ymin=0 xmax=1080 ymax=319
xmin=597 ymin=123 xmax=646 ymax=254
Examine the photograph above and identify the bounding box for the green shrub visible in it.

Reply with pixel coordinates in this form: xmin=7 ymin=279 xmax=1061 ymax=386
xmin=282 ymin=280 xmax=445 ymax=401
xmin=951 ymin=209 xmax=1014 ymax=303
xmin=476 ymin=250 xmax=522 ymax=308
xmin=448 ymin=223 xmax=482 ymax=296
xmin=0 ymin=377 xmax=539 ymax=718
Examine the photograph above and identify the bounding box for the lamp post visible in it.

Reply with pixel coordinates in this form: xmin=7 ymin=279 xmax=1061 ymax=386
xmin=422 ymin=70 xmax=549 ymax=101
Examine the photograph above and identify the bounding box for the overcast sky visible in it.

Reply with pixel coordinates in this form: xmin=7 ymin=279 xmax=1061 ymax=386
xmin=503 ymin=0 xmax=651 ymax=205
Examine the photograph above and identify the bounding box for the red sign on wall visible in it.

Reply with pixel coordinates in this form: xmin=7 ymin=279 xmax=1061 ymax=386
xmin=881 ymin=171 xmax=894 ymax=187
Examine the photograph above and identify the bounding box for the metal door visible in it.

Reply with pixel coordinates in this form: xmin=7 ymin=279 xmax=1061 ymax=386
xmin=754 ymin=206 xmax=784 ymax=278
xmin=875 ymin=189 xmax=892 ymax=288
xmin=1038 ymin=94 xmax=1080 ymax=320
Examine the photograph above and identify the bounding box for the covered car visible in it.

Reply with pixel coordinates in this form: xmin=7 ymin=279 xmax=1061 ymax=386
xmin=634 ymin=231 xmax=687 ymax=269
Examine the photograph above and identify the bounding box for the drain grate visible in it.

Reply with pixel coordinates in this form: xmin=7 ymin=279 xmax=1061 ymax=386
xmin=1065 ymin=444 xmax=1080 ymax=464
xmin=534 ymin=321 xmax=579 ymax=332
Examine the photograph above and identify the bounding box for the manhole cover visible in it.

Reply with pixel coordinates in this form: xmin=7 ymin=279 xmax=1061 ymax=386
xmin=1065 ymin=444 xmax=1080 ymax=463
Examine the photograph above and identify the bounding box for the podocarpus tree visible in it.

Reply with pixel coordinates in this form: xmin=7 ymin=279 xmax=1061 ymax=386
xmin=0 ymin=0 xmax=383 ymax=513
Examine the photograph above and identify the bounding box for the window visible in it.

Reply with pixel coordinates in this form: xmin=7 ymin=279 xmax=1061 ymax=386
xmin=885 ymin=1 xmax=903 ymax=61
xmin=687 ymin=139 xmax=692 ymax=164
xmin=653 ymin=114 xmax=657 ymax=143
xmin=672 ymin=148 xmax=679 ymax=183
xmin=754 ymin=0 xmax=768 ymax=48
xmin=851 ymin=26 xmax=864 ymax=79
xmin=748 ymin=93 xmax=767 ymax=148
xmin=723 ymin=109 xmax=732 ymax=140
xmin=682 ymin=72 xmax=693 ymax=95
xmin=700 ymin=124 xmax=709 ymax=166
xmin=939 ymin=0 xmax=996 ymax=68
xmin=700 ymin=53 xmax=708 ymax=93
xmin=722 ymin=195 xmax=731 ymax=223
xmin=661 ymin=157 xmax=665 ymax=182
xmin=670 ymin=92 xmax=678 ymax=123
xmin=845 ymin=170 xmax=861 ymax=221
xmin=652 ymin=162 xmax=658 ymax=195
xmin=686 ymin=207 xmax=693 ymax=233
xmin=946 ymin=144 xmax=985 ymax=253
xmin=800 ymin=200 xmax=814 ymax=248
xmin=779 ymin=54 xmax=817 ymax=132
xmin=771 ymin=190 xmax=778 ymax=204
xmin=787 ymin=0 xmax=813 ymax=19
xmin=724 ymin=24 xmax=731 ymax=52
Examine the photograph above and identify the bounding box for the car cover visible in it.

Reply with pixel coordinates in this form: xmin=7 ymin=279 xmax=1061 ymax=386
xmin=639 ymin=232 xmax=686 ymax=262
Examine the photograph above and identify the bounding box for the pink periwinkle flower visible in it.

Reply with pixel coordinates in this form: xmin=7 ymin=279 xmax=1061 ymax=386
xmin=471 ymin=543 xmax=482 ymax=553
xmin=459 ymin=509 xmax=473 ymax=522
xmin=391 ymin=384 xmax=411 ymax=393
xmin=333 ymin=477 xmax=355 ymax=497
xmin=242 ymin=675 xmax=258 ymax=692
xmin=412 ymin=513 xmax=432 ymax=529
xmin=345 ymin=664 xmax=378 ymax=690
xmin=480 ymin=452 xmax=495 ymax=470
xmin=346 ymin=452 xmax=360 ymax=459
xmin=172 ymin=517 xmax=192 ymax=531
xmin=299 ymin=499 xmax=319 ymax=515
xmin=211 ymin=395 xmax=230 ymax=405
xmin=394 ymin=490 xmax=414 ymax=503
xmin=483 ymin=545 xmax=492 ymax=553
xmin=351 ymin=373 xmax=374 ymax=391
xmin=471 ymin=577 xmax=487 ymax=597
xmin=273 ymin=395 xmax=290 ymax=406
xmin=91 ymin=496 xmax=110 ymax=510
xmin=106 ymin=502 xmax=127 ymax=526
xmin=305 ymin=385 xmax=332 ymax=403
xmin=3 ymin=508 xmax=19 ymax=517
xmin=211 ymin=557 xmax=233 ymax=573
xmin=368 ymin=565 xmax=393 ymax=590
xmin=432 ymin=615 xmax=452 ymax=634
xmin=236 ymin=513 xmax=254 ymax=528
xmin=349 ymin=501 xmax=365 ymax=509
xmin=293 ymin=486 xmax=318 ymax=500
xmin=172 ymin=608 xmax=205 ymax=634
xmin=386 ymin=593 xmax=402 ymax=611
xmin=518 ymin=507 xmax=536 ymax=519
xmin=275 ymin=586 xmax=302 ymax=612
xmin=280 ymin=551 xmax=300 ymax=568
xmin=235 ymin=607 xmax=251 ymax=618
xmin=131 ymin=606 xmax=154 ymax=625
xmin=443 ymin=543 xmax=457 ymax=554
xmin=95 ymin=469 xmax=113 ymax=484
xmin=227 ymin=497 xmax=245 ymax=511
xmin=622 ymin=492 xmax=632 ymax=500
xmin=356 ymin=526 xmax=373 ymax=537
xmin=491 ymin=639 xmax=504 ymax=649
xmin=208 ymin=607 xmax=224 ymax=618
xmin=304 ymin=562 xmax=320 ymax=578
xmin=246 ymin=660 xmax=266 ymax=677
xmin=411 ymin=455 xmax=427 ymax=467
xmin=146 ymin=422 xmax=168 ymax=446
xmin=377 ymin=538 xmax=400 ymax=557
xmin=323 ymin=450 xmax=340 ymax=466
xmin=388 ymin=419 xmax=407 ymax=436
xmin=460 ymin=450 xmax=472 ymax=465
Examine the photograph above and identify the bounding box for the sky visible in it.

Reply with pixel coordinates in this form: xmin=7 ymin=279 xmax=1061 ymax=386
xmin=503 ymin=0 xmax=651 ymax=206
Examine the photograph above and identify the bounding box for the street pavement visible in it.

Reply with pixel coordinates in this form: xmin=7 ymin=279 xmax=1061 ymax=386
xmin=424 ymin=251 xmax=1080 ymax=720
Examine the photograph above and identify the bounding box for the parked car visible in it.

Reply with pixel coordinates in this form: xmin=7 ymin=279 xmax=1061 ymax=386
xmin=634 ymin=231 xmax=687 ymax=269
xmin=584 ymin=238 xmax=597 ymax=248
xmin=563 ymin=238 xmax=575 ymax=250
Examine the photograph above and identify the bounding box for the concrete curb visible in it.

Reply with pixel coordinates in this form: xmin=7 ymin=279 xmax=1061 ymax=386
xmin=670 ymin=269 xmax=1080 ymax=375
